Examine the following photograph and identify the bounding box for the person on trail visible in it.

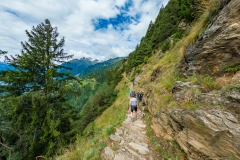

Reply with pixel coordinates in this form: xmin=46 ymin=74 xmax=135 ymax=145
xmin=136 ymin=92 xmax=140 ymax=100
xmin=129 ymin=93 xmax=138 ymax=122
xmin=139 ymin=92 xmax=143 ymax=102
xmin=129 ymin=89 xmax=134 ymax=97
xmin=136 ymin=91 xmax=143 ymax=100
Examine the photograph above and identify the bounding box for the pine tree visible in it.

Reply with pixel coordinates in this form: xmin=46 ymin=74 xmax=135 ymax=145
xmin=0 ymin=19 xmax=79 ymax=159
xmin=1 ymin=19 xmax=74 ymax=96
xmin=0 ymin=50 xmax=7 ymax=56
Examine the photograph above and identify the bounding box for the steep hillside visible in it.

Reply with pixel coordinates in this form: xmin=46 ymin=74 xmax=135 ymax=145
xmin=56 ymin=0 xmax=240 ymax=159
xmin=129 ymin=0 xmax=240 ymax=159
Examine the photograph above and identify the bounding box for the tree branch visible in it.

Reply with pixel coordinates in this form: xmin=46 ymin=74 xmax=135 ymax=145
xmin=0 ymin=142 xmax=13 ymax=151
xmin=7 ymin=127 xmax=22 ymax=139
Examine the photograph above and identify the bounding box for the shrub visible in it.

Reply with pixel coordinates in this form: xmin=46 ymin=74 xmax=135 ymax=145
xmin=161 ymin=39 xmax=171 ymax=52
xmin=224 ymin=63 xmax=240 ymax=73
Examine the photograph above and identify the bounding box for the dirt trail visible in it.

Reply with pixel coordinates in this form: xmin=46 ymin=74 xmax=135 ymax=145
xmin=101 ymin=108 xmax=159 ymax=160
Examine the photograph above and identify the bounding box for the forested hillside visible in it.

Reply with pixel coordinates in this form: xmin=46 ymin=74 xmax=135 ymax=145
xmin=125 ymin=0 xmax=204 ymax=72
xmin=0 ymin=20 xmax=124 ymax=160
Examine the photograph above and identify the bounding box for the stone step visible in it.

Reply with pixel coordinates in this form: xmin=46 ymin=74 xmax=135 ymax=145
xmin=125 ymin=146 xmax=145 ymax=160
xmin=103 ymin=147 xmax=114 ymax=159
xmin=129 ymin=142 xmax=150 ymax=155
xmin=114 ymin=151 xmax=132 ymax=160
xmin=110 ymin=134 xmax=122 ymax=142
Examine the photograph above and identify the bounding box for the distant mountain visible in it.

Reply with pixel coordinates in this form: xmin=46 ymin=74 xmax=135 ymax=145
xmin=60 ymin=57 xmax=126 ymax=77
xmin=60 ymin=58 xmax=99 ymax=76
xmin=0 ymin=62 xmax=14 ymax=71
xmin=79 ymin=57 xmax=126 ymax=77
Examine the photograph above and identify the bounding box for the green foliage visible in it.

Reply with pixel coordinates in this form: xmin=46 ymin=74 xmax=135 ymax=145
xmin=173 ymin=29 xmax=185 ymax=44
xmin=0 ymin=91 xmax=79 ymax=159
xmin=112 ymin=146 xmax=119 ymax=151
xmin=105 ymin=125 xmax=115 ymax=136
xmin=201 ymin=76 xmax=218 ymax=90
xmin=206 ymin=0 xmax=221 ymax=18
xmin=84 ymin=149 xmax=94 ymax=160
xmin=0 ymin=19 xmax=75 ymax=96
xmin=178 ymin=0 xmax=198 ymax=22
xmin=186 ymin=102 xmax=201 ymax=111
xmin=161 ymin=39 xmax=171 ymax=52
xmin=130 ymin=76 xmax=135 ymax=82
xmin=73 ymin=65 xmax=124 ymax=134
xmin=0 ymin=50 xmax=7 ymax=56
xmin=125 ymin=0 xmax=202 ymax=72
xmin=136 ymin=68 xmax=142 ymax=74
xmin=77 ymin=84 xmax=117 ymax=132
xmin=144 ymin=56 xmax=148 ymax=63
xmin=190 ymin=75 xmax=218 ymax=91
xmin=226 ymin=156 xmax=240 ymax=160
xmin=224 ymin=63 xmax=240 ymax=73
xmin=152 ymin=0 xmax=180 ymax=45
xmin=98 ymin=141 xmax=106 ymax=151
xmin=0 ymin=19 xmax=80 ymax=159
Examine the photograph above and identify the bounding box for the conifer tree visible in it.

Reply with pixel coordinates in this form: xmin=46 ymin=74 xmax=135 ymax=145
xmin=0 ymin=19 xmax=79 ymax=159
xmin=0 ymin=50 xmax=7 ymax=56
xmin=1 ymin=19 xmax=73 ymax=96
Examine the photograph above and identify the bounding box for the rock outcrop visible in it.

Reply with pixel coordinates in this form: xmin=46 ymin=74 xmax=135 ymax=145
xmin=162 ymin=2 xmax=240 ymax=158
xmin=180 ymin=0 xmax=240 ymax=77
xmin=152 ymin=108 xmax=240 ymax=160
xmin=151 ymin=80 xmax=240 ymax=159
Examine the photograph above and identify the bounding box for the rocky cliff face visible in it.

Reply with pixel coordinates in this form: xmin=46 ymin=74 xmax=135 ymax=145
xmin=152 ymin=108 xmax=240 ymax=160
xmin=180 ymin=0 xmax=240 ymax=77
xmin=149 ymin=0 xmax=240 ymax=159
xmin=151 ymin=80 xmax=240 ymax=159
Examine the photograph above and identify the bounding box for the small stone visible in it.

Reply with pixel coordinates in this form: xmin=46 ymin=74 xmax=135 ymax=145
xmin=110 ymin=134 xmax=122 ymax=142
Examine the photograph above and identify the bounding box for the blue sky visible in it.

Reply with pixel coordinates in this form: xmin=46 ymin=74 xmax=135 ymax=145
xmin=0 ymin=0 xmax=169 ymax=62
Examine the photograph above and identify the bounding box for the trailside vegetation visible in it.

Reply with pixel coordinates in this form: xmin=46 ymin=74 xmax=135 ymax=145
xmin=75 ymin=65 xmax=124 ymax=134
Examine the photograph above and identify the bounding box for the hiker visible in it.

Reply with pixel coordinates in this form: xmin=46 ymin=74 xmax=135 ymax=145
xmin=136 ymin=92 xmax=140 ymax=100
xmin=136 ymin=91 xmax=143 ymax=101
xmin=139 ymin=92 xmax=143 ymax=102
xmin=129 ymin=89 xmax=134 ymax=97
xmin=129 ymin=93 xmax=138 ymax=122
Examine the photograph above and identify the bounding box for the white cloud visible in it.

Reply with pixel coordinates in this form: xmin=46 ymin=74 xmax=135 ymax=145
xmin=0 ymin=0 xmax=169 ymax=62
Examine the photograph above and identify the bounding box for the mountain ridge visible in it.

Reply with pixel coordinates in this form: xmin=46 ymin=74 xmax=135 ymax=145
xmin=0 ymin=62 xmax=14 ymax=71
xmin=61 ymin=57 xmax=126 ymax=77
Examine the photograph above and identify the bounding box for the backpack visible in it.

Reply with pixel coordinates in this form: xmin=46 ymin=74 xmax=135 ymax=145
xmin=138 ymin=93 xmax=143 ymax=100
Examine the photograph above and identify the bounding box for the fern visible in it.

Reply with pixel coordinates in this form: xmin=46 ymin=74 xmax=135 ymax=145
xmin=224 ymin=63 xmax=240 ymax=73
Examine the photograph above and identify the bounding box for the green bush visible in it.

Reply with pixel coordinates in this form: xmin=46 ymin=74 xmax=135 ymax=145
xmin=144 ymin=57 xmax=148 ymax=64
xmin=130 ymin=76 xmax=135 ymax=82
xmin=161 ymin=39 xmax=171 ymax=52
xmin=173 ymin=29 xmax=185 ymax=44
xmin=105 ymin=125 xmax=115 ymax=136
